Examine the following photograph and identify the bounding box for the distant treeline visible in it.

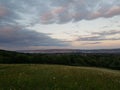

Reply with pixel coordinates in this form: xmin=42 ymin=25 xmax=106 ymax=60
xmin=0 ymin=50 xmax=120 ymax=70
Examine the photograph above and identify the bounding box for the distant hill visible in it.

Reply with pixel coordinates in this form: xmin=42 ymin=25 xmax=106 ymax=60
xmin=17 ymin=48 xmax=120 ymax=54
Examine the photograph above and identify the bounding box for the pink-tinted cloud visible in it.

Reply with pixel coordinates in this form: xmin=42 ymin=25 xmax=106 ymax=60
xmin=0 ymin=5 xmax=8 ymax=17
xmin=1 ymin=0 xmax=119 ymax=25
xmin=40 ymin=12 xmax=54 ymax=23
xmin=40 ymin=7 xmax=66 ymax=24
xmin=105 ymin=6 xmax=120 ymax=17
xmin=39 ymin=0 xmax=120 ymax=24
xmin=53 ymin=7 xmax=65 ymax=14
xmin=89 ymin=11 xmax=102 ymax=19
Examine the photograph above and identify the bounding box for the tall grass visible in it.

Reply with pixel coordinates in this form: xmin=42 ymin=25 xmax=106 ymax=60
xmin=0 ymin=64 xmax=120 ymax=90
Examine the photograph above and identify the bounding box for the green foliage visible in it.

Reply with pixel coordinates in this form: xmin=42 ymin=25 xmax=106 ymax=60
xmin=0 ymin=50 xmax=120 ymax=70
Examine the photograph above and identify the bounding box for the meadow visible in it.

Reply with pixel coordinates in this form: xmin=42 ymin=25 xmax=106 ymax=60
xmin=0 ymin=64 xmax=120 ymax=90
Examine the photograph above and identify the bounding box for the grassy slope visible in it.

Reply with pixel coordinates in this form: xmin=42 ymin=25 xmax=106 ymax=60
xmin=0 ymin=64 xmax=120 ymax=90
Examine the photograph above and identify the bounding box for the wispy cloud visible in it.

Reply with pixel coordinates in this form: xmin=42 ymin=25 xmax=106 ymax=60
xmin=76 ymin=30 xmax=120 ymax=41
xmin=82 ymin=42 xmax=102 ymax=45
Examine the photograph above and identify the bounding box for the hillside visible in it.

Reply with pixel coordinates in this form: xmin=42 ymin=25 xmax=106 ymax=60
xmin=0 ymin=49 xmax=120 ymax=70
xmin=0 ymin=64 xmax=120 ymax=90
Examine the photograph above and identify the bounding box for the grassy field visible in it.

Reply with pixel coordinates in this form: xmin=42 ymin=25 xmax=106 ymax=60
xmin=0 ymin=64 xmax=120 ymax=90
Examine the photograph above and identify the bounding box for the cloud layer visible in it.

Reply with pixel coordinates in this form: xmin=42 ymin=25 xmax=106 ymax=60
xmin=0 ymin=0 xmax=70 ymax=49
xmin=0 ymin=25 xmax=67 ymax=48
xmin=0 ymin=0 xmax=120 ymax=49
xmin=37 ymin=0 xmax=120 ymax=24
xmin=0 ymin=0 xmax=120 ymax=25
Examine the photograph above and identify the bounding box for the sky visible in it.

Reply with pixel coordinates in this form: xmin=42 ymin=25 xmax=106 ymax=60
xmin=0 ymin=0 xmax=120 ymax=50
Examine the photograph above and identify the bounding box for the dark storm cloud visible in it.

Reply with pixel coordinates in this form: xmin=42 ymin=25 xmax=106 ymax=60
xmin=0 ymin=25 xmax=68 ymax=48
xmin=77 ymin=30 xmax=120 ymax=41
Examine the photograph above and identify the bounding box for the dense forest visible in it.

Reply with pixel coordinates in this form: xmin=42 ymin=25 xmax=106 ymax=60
xmin=0 ymin=50 xmax=120 ymax=70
